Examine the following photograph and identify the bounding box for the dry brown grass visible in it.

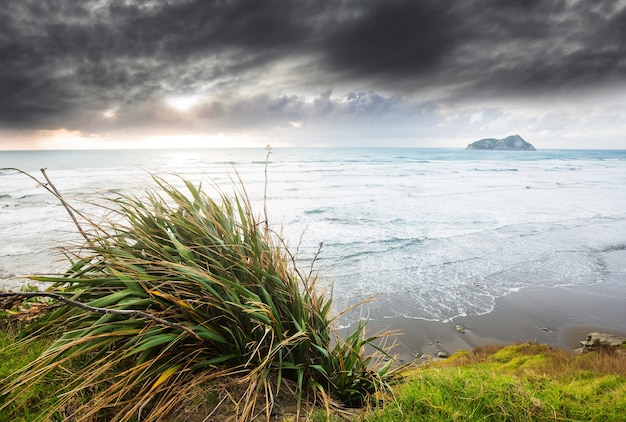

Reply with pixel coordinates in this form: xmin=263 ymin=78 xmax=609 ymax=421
xmin=445 ymin=341 xmax=626 ymax=378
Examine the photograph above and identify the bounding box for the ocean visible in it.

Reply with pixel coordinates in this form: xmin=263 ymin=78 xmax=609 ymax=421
xmin=2 ymin=148 xmax=626 ymax=326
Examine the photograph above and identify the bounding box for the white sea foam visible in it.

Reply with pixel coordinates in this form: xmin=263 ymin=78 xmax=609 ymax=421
xmin=1 ymin=148 xmax=625 ymax=323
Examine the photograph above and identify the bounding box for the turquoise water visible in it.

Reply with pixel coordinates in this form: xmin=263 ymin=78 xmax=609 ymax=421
xmin=3 ymin=148 xmax=626 ymax=171
xmin=2 ymin=148 xmax=626 ymax=323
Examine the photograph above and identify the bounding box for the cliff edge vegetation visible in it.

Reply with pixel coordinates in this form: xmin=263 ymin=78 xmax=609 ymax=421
xmin=2 ymin=328 xmax=625 ymax=421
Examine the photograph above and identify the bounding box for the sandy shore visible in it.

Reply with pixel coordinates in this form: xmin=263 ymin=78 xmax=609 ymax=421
xmin=367 ymin=250 xmax=626 ymax=364
xmin=4 ymin=242 xmax=625 ymax=366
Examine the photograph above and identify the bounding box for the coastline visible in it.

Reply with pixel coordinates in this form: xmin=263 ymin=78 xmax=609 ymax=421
xmin=4 ymin=242 xmax=625 ymax=365
xmin=370 ymin=249 xmax=626 ymax=363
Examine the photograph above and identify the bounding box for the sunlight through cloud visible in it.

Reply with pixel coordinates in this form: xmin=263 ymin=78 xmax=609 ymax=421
xmin=165 ymin=95 xmax=200 ymax=112
xmin=103 ymin=105 xmax=119 ymax=118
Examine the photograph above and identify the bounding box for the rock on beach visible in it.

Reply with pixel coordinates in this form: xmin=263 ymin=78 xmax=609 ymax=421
xmin=574 ymin=332 xmax=626 ymax=354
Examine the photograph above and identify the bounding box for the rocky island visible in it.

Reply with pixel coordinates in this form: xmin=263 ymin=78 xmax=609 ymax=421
xmin=467 ymin=135 xmax=536 ymax=151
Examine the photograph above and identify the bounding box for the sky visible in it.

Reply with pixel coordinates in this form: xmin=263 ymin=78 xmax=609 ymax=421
xmin=1 ymin=0 xmax=625 ymax=150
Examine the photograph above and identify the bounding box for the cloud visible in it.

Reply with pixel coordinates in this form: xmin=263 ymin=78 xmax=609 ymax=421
xmin=456 ymin=0 xmax=626 ymax=96
xmin=0 ymin=0 xmax=625 ymax=147
xmin=322 ymin=1 xmax=457 ymax=81
xmin=0 ymin=1 xmax=318 ymax=128
xmin=172 ymin=90 xmax=410 ymax=132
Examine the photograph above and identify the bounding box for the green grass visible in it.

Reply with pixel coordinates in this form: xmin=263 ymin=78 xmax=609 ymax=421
xmin=363 ymin=343 xmax=626 ymax=421
xmin=0 ymin=328 xmax=58 ymax=421
xmin=3 ymin=323 xmax=626 ymax=421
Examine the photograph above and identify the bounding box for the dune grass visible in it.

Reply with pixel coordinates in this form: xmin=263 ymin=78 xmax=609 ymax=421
xmin=0 ymin=173 xmax=398 ymax=421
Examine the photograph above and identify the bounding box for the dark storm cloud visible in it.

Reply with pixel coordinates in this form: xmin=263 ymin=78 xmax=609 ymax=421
xmin=321 ymin=0 xmax=626 ymax=95
xmin=448 ymin=0 xmax=626 ymax=96
xmin=322 ymin=1 xmax=457 ymax=79
xmin=0 ymin=0 xmax=321 ymax=129
xmin=0 ymin=0 xmax=625 ymax=132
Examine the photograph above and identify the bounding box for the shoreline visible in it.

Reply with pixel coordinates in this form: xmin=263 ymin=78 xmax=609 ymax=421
xmin=370 ymin=281 xmax=626 ymax=364
xmin=4 ymin=250 xmax=625 ymax=365
xmin=365 ymin=249 xmax=626 ymax=363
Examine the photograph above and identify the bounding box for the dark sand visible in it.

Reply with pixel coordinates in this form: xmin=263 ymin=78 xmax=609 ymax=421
xmin=368 ymin=250 xmax=626 ymax=363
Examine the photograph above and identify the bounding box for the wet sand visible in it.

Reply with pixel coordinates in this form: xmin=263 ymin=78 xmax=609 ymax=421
xmin=369 ymin=250 xmax=626 ymax=363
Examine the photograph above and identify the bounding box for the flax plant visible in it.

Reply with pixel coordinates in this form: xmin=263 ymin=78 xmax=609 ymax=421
xmin=0 ymin=173 xmax=397 ymax=421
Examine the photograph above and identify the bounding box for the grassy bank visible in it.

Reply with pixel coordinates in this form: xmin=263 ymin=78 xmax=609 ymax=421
xmin=363 ymin=342 xmax=626 ymax=422
xmin=2 ymin=327 xmax=626 ymax=421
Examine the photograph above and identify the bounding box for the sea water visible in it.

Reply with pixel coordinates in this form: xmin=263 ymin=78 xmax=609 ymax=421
xmin=2 ymin=148 xmax=626 ymax=324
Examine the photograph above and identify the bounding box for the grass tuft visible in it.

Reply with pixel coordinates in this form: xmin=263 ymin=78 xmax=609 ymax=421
xmin=1 ymin=174 xmax=398 ymax=421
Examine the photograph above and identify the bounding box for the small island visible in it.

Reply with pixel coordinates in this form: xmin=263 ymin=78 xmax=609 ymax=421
xmin=467 ymin=135 xmax=536 ymax=151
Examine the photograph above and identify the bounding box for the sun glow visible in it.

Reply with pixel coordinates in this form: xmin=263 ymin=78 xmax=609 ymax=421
xmin=139 ymin=133 xmax=258 ymax=148
xmin=165 ymin=95 xmax=200 ymax=112
xmin=31 ymin=129 xmax=105 ymax=149
xmin=103 ymin=105 xmax=119 ymax=118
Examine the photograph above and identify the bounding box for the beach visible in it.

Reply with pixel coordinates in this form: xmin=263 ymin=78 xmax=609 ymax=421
xmin=375 ymin=249 xmax=626 ymax=363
